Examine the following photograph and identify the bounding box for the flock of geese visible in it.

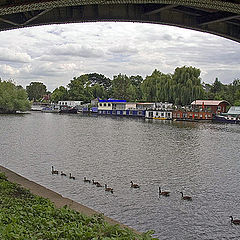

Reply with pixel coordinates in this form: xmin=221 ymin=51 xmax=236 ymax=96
xmin=51 ymin=166 xmax=240 ymax=225
xmin=51 ymin=166 xmax=114 ymax=194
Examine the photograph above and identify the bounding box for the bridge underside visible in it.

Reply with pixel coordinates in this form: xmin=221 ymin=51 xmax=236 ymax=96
xmin=0 ymin=1 xmax=239 ymax=43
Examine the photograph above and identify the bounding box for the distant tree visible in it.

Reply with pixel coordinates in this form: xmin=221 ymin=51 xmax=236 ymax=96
xmin=87 ymin=73 xmax=111 ymax=90
xmin=26 ymin=82 xmax=47 ymax=101
xmin=111 ymin=74 xmax=130 ymax=100
xmin=51 ymin=86 xmax=69 ymax=103
xmin=172 ymin=66 xmax=204 ymax=105
xmin=129 ymin=75 xmax=143 ymax=100
xmin=68 ymin=76 xmax=93 ymax=102
xmin=0 ymin=80 xmax=30 ymax=113
xmin=90 ymin=84 xmax=107 ymax=99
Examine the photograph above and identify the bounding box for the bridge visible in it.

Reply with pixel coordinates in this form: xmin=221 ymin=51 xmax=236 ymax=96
xmin=0 ymin=0 xmax=239 ymax=43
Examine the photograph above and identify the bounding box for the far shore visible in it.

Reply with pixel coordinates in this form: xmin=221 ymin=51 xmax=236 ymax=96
xmin=0 ymin=165 xmax=139 ymax=234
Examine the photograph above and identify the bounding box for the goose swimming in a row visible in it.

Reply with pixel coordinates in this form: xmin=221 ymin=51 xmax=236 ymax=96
xmin=60 ymin=171 xmax=66 ymax=176
xmin=69 ymin=173 xmax=75 ymax=180
xmin=130 ymin=181 xmax=140 ymax=188
xmin=180 ymin=192 xmax=192 ymax=201
xmin=83 ymin=177 xmax=91 ymax=183
xmin=92 ymin=179 xmax=102 ymax=187
xmin=105 ymin=184 xmax=113 ymax=193
xmin=159 ymin=187 xmax=170 ymax=197
xmin=229 ymin=216 xmax=240 ymax=225
xmin=51 ymin=166 xmax=59 ymax=175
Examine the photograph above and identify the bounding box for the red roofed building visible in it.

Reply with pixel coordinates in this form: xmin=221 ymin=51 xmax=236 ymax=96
xmin=191 ymin=100 xmax=230 ymax=114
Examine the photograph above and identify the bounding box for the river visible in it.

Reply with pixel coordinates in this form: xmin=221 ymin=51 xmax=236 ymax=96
xmin=0 ymin=112 xmax=240 ymax=239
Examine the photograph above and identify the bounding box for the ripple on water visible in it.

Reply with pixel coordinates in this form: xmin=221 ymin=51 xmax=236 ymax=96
xmin=1 ymin=112 xmax=240 ymax=239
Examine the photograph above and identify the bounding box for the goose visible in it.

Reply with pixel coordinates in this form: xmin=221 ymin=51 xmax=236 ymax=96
xmin=83 ymin=177 xmax=91 ymax=183
xmin=92 ymin=179 xmax=100 ymax=185
xmin=180 ymin=192 xmax=192 ymax=201
xmin=60 ymin=171 xmax=66 ymax=176
xmin=96 ymin=182 xmax=103 ymax=187
xmin=51 ymin=166 xmax=59 ymax=175
xmin=229 ymin=216 xmax=240 ymax=225
xmin=130 ymin=181 xmax=140 ymax=188
xmin=159 ymin=187 xmax=170 ymax=197
xmin=69 ymin=173 xmax=75 ymax=180
xmin=105 ymin=184 xmax=113 ymax=193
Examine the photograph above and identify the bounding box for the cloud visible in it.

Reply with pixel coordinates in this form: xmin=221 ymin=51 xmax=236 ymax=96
xmin=0 ymin=48 xmax=31 ymax=63
xmin=0 ymin=64 xmax=20 ymax=75
xmin=49 ymin=44 xmax=103 ymax=58
xmin=0 ymin=22 xmax=239 ymax=91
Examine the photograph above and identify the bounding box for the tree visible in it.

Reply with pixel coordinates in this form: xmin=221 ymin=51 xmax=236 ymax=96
xmin=129 ymin=75 xmax=143 ymax=100
xmin=87 ymin=73 xmax=111 ymax=90
xmin=0 ymin=80 xmax=30 ymax=113
xmin=172 ymin=66 xmax=204 ymax=105
xmin=67 ymin=76 xmax=93 ymax=102
xmin=26 ymin=82 xmax=47 ymax=101
xmin=111 ymin=74 xmax=131 ymax=100
xmin=51 ymin=86 xmax=69 ymax=103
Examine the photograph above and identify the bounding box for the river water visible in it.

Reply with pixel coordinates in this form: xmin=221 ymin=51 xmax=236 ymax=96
xmin=0 ymin=112 xmax=240 ymax=239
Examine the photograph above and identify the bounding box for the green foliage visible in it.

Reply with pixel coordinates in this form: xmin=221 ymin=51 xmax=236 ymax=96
xmin=51 ymin=86 xmax=69 ymax=103
xmin=140 ymin=66 xmax=204 ymax=105
xmin=48 ymin=68 xmax=240 ymax=106
xmin=0 ymin=172 xmax=157 ymax=240
xmin=67 ymin=76 xmax=93 ymax=102
xmin=112 ymin=74 xmax=131 ymax=100
xmin=26 ymin=82 xmax=47 ymax=101
xmin=204 ymin=78 xmax=240 ymax=105
xmin=0 ymin=80 xmax=30 ymax=113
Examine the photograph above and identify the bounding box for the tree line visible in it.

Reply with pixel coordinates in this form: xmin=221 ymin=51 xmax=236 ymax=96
xmin=28 ymin=66 xmax=239 ymax=106
xmin=1 ymin=66 xmax=240 ymax=113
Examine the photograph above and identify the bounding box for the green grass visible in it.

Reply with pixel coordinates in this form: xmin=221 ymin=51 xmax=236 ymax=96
xmin=0 ymin=172 xmax=158 ymax=240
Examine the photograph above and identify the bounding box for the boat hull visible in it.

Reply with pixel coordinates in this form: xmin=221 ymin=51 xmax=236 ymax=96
xmin=213 ymin=115 xmax=240 ymax=124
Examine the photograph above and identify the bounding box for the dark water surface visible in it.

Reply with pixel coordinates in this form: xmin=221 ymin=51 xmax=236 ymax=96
xmin=1 ymin=112 xmax=240 ymax=239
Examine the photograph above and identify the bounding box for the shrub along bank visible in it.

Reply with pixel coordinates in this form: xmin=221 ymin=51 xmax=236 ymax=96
xmin=0 ymin=172 xmax=157 ymax=240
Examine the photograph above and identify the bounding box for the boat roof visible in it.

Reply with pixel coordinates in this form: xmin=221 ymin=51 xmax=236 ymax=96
xmin=191 ymin=100 xmax=230 ymax=106
xmin=99 ymin=99 xmax=126 ymax=103
xmin=227 ymin=106 xmax=240 ymax=115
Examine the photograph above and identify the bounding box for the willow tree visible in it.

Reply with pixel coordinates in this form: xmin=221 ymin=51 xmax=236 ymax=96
xmin=172 ymin=66 xmax=205 ymax=105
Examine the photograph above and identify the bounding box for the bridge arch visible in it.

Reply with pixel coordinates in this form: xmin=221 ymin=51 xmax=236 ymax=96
xmin=0 ymin=1 xmax=239 ymax=43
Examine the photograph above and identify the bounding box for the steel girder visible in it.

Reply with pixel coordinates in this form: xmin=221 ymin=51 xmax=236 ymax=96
xmin=0 ymin=0 xmax=239 ymax=43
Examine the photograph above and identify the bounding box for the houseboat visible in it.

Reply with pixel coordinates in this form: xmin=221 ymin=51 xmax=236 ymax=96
xmin=172 ymin=100 xmax=230 ymax=122
xmin=97 ymin=99 xmax=146 ymax=117
xmin=213 ymin=106 xmax=240 ymax=124
xmin=41 ymin=105 xmax=60 ymax=113
xmin=145 ymin=102 xmax=173 ymax=120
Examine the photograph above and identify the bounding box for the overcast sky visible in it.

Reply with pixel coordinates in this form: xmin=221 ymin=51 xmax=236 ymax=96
xmin=0 ymin=22 xmax=239 ymax=92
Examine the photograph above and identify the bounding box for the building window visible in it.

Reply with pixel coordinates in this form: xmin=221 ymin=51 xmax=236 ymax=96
xmin=99 ymin=103 xmax=102 ymax=107
xmin=108 ymin=103 xmax=111 ymax=106
xmin=104 ymin=103 xmax=106 ymax=106
xmin=161 ymin=113 xmax=164 ymax=117
xmin=156 ymin=112 xmax=158 ymax=116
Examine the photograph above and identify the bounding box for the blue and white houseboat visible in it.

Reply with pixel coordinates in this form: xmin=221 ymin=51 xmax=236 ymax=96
xmin=98 ymin=99 xmax=146 ymax=117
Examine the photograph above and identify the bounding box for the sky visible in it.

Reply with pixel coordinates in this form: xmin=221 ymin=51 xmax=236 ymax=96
xmin=0 ymin=22 xmax=240 ymax=92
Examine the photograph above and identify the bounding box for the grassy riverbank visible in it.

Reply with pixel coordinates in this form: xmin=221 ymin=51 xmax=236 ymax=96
xmin=0 ymin=172 xmax=157 ymax=239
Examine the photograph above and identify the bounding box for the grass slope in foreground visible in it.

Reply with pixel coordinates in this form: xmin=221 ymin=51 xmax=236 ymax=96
xmin=0 ymin=172 xmax=158 ymax=240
